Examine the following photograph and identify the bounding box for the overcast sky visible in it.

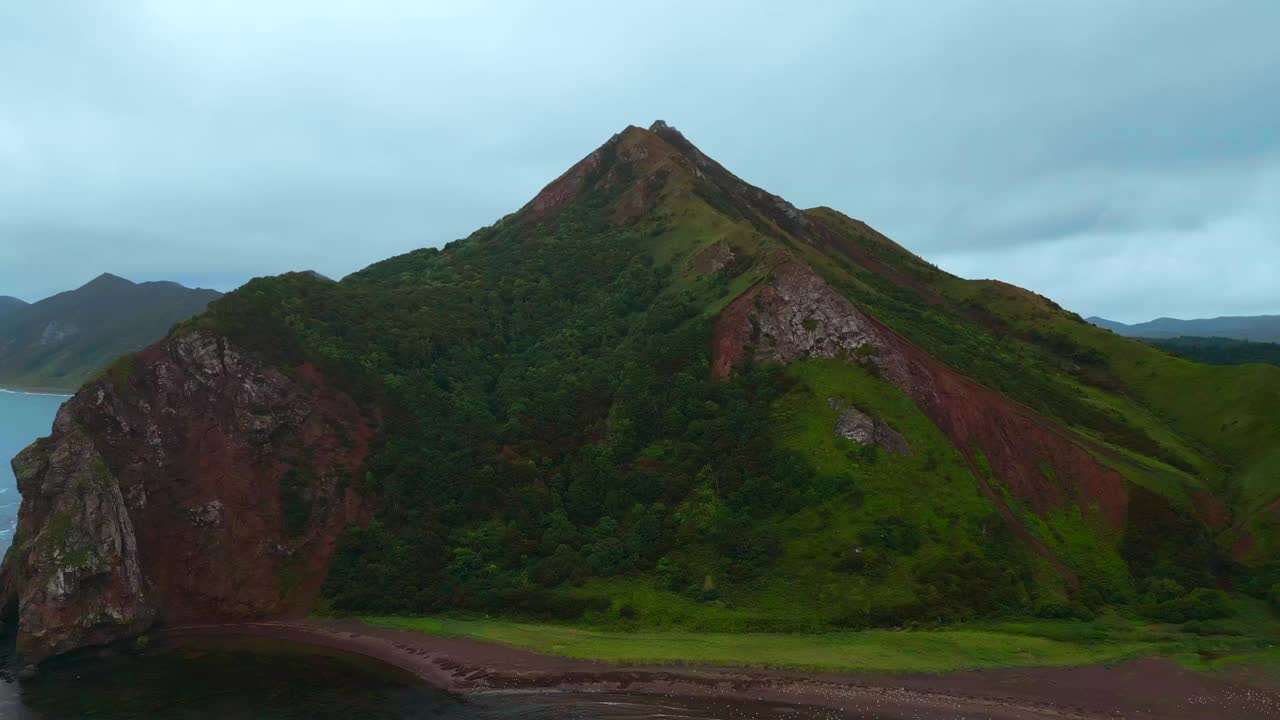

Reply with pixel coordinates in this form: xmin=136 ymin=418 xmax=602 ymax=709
xmin=2 ymin=2 xmax=1277 ymax=322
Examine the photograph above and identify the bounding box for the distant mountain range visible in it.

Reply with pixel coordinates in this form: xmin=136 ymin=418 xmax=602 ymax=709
xmin=0 ymin=273 xmax=222 ymax=391
xmin=1088 ymin=315 xmax=1280 ymax=343
xmin=0 ymin=296 xmax=29 ymax=317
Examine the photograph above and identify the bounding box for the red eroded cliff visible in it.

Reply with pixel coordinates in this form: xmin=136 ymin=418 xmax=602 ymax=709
xmin=712 ymin=260 xmax=1130 ymax=575
xmin=1 ymin=331 xmax=370 ymax=663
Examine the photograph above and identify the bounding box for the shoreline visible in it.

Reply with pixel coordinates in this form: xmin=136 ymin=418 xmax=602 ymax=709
xmin=0 ymin=385 xmax=73 ymax=397
xmin=157 ymin=618 xmax=1280 ymax=719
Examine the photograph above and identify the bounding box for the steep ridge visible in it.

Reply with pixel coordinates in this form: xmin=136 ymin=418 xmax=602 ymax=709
xmin=3 ymin=122 xmax=1269 ymax=664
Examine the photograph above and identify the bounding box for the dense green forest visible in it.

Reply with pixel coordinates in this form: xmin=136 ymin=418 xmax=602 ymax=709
xmin=1147 ymin=336 xmax=1280 ymax=367
xmin=183 ymin=123 xmax=1278 ymax=631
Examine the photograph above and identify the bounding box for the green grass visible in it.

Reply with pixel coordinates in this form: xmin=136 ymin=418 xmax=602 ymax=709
xmin=361 ymin=615 xmax=1150 ymax=672
xmin=764 ymin=359 xmax=1045 ymax=619
xmin=935 ymin=278 xmax=1280 ymax=561
xmin=359 ymin=609 xmax=1278 ymax=674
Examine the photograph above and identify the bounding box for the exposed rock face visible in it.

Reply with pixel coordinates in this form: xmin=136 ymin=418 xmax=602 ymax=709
xmin=689 ymin=241 xmax=737 ymax=276
xmin=713 ymin=260 xmax=889 ymax=380
xmin=829 ymin=398 xmax=911 ymax=455
xmin=2 ymin=421 xmax=151 ymax=660
xmin=39 ymin=321 xmax=79 ymax=346
xmin=1 ymin=331 xmax=370 ymax=663
xmin=523 ymin=132 xmax=622 ymax=220
xmin=713 ymin=258 xmax=1130 ymax=582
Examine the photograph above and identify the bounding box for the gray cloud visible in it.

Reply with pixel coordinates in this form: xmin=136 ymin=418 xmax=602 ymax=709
xmin=2 ymin=1 xmax=1277 ymax=322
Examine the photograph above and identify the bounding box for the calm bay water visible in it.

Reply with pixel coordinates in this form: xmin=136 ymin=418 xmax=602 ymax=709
xmin=0 ymin=389 xmax=67 ymax=551
xmin=0 ymin=638 xmax=853 ymax=719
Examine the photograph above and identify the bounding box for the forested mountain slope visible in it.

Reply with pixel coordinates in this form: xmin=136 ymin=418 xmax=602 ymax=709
xmin=4 ymin=122 xmax=1278 ymax=663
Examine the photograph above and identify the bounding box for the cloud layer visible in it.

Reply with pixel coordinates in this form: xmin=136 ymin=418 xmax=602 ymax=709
xmin=2 ymin=1 xmax=1277 ymax=322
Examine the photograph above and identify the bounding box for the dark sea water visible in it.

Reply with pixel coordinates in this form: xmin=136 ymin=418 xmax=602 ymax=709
xmin=0 ymin=638 xmax=854 ymax=719
xmin=0 ymin=389 xmax=68 ymax=551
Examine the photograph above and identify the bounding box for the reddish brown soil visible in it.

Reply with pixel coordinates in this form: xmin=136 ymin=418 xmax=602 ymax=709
xmin=1191 ymin=490 xmax=1230 ymax=530
xmin=862 ymin=309 xmax=1131 ymax=530
xmin=520 ymin=125 xmax=677 ymax=224
xmin=159 ymin=619 xmax=1280 ymax=719
xmin=711 ymin=260 xmax=1133 ymax=580
xmin=101 ymin=337 xmax=372 ymax=623
xmin=522 ymin=139 xmax=612 ymax=220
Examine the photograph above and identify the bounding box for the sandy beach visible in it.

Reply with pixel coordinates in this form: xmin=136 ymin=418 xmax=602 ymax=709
xmin=157 ymin=619 xmax=1280 ymax=719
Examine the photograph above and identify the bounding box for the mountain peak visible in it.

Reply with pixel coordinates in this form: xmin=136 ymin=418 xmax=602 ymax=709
xmin=0 ymin=295 xmax=29 ymax=317
xmin=520 ymin=120 xmax=817 ymax=243
xmin=82 ymin=272 xmax=136 ymax=290
xmin=645 ymin=119 xmax=697 ymax=151
xmin=519 ymin=122 xmax=693 ymax=222
xmin=647 ymin=119 xmax=681 ymax=138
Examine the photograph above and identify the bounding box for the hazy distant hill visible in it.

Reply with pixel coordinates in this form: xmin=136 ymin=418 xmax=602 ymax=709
xmin=1089 ymin=314 xmax=1280 ymax=343
xmin=0 ymin=296 xmax=29 ymax=317
xmin=0 ymin=273 xmax=221 ymax=390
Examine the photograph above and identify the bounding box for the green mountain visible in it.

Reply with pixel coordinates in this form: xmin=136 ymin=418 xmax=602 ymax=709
xmin=0 ymin=297 xmax=28 ymax=317
xmin=0 ymin=273 xmax=222 ymax=391
xmin=6 ymin=123 xmax=1280 ymax=663
xmin=1091 ymin=314 xmax=1280 ymax=343
xmin=195 ymin=122 xmax=1280 ymax=622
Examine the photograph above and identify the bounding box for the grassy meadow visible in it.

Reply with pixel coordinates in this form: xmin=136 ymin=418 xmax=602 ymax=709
xmin=361 ymin=597 xmax=1280 ymax=674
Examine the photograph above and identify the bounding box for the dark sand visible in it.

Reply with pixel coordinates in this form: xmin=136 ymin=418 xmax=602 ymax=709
xmin=159 ymin=619 xmax=1280 ymax=719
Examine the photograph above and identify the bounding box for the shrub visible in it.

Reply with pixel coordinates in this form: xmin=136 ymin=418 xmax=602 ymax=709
xmin=1142 ymin=587 xmax=1233 ymax=623
xmin=1144 ymin=577 xmax=1186 ymax=604
xmin=860 ymin=517 xmax=922 ymax=556
xmin=1033 ymin=600 xmax=1074 ymax=619
xmin=503 ymin=587 xmax=610 ymax=620
xmin=841 ymin=547 xmax=890 ymax=578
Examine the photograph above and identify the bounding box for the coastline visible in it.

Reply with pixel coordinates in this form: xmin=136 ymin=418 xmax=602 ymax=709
xmin=0 ymin=385 xmax=73 ymax=397
xmin=157 ymin=618 xmax=1280 ymax=719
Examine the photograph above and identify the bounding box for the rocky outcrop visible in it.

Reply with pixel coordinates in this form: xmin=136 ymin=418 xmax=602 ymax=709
xmin=713 ymin=260 xmax=890 ymax=380
xmin=1 ymin=422 xmax=152 ymax=661
xmin=1 ymin=331 xmax=370 ymax=663
xmin=38 ymin=321 xmax=78 ymax=346
xmin=714 ymin=259 xmax=1130 ymax=533
xmin=689 ymin=241 xmax=738 ymax=276
xmin=829 ymin=399 xmax=911 ymax=455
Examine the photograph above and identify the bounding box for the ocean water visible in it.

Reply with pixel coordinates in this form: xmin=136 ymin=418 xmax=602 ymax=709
xmin=0 ymin=638 xmax=854 ymax=719
xmin=0 ymin=389 xmax=68 ymax=551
